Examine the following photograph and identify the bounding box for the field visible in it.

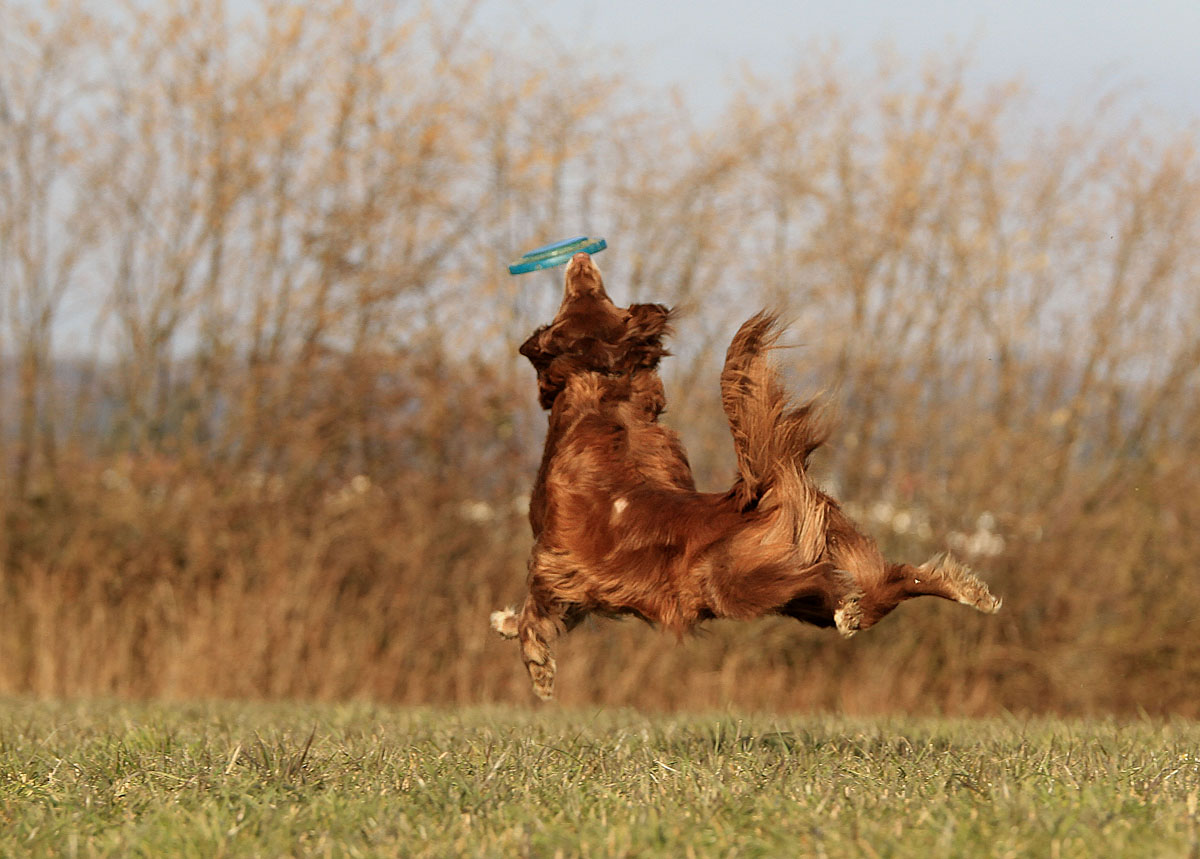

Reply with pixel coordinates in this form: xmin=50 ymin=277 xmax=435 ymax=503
xmin=1 ymin=700 xmax=1197 ymax=857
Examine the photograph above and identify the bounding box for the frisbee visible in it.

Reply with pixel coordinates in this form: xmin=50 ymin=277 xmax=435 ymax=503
xmin=508 ymin=236 xmax=607 ymax=275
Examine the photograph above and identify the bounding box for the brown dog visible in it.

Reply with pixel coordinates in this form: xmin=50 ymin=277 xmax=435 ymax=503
xmin=492 ymin=252 xmax=1000 ymax=700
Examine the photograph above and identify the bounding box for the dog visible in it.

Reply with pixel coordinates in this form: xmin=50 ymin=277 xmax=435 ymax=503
xmin=492 ymin=252 xmax=1000 ymax=700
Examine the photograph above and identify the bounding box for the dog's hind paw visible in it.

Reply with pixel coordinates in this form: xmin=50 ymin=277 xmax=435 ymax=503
xmin=490 ymin=607 xmax=519 ymax=639
xmin=921 ymin=553 xmax=1003 ymax=614
xmin=834 ymin=593 xmax=863 ymax=638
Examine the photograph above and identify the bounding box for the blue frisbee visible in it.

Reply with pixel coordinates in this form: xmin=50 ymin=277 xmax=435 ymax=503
xmin=508 ymin=236 xmax=606 ymax=275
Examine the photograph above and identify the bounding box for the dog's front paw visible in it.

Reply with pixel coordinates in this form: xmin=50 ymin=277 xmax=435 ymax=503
xmin=834 ymin=593 xmax=863 ymax=638
xmin=490 ymin=607 xmax=519 ymax=639
xmin=528 ymin=657 xmax=556 ymax=701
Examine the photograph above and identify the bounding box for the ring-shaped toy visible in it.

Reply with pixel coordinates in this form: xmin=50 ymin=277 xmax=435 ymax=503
xmin=508 ymin=236 xmax=607 ymax=275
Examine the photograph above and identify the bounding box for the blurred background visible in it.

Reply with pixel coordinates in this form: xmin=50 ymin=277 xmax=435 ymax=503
xmin=1 ymin=0 xmax=1198 ymax=716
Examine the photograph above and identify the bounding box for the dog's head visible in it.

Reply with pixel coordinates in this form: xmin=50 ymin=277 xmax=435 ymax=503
xmin=520 ymin=253 xmax=673 ymax=411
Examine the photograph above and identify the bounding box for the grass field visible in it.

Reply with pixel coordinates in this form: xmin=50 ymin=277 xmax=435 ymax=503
xmin=1 ymin=699 xmax=1197 ymax=858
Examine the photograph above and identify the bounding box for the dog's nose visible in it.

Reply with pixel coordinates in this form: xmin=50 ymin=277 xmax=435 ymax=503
xmin=567 ymin=252 xmax=595 ymax=272
xmin=564 ymin=252 xmax=604 ymax=299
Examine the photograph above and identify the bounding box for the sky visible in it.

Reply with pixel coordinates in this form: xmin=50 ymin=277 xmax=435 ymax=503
xmin=483 ymin=0 xmax=1200 ymax=125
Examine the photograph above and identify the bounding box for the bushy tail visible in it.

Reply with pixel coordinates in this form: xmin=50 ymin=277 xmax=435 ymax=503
xmin=721 ymin=312 xmax=830 ymax=549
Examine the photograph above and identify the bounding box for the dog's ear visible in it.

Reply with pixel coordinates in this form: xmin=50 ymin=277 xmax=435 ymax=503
xmin=520 ymin=325 xmax=616 ymax=409
xmin=520 ymin=303 xmax=673 ymax=410
xmin=617 ymin=304 xmax=673 ymax=372
xmin=519 ymin=326 xmax=562 ymax=409
xmin=519 ymin=325 xmax=554 ymax=370
xmin=627 ymin=303 xmax=672 ymax=340
xmin=519 ymin=327 xmax=559 ymax=408
xmin=521 ymin=325 xmax=617 ymax=372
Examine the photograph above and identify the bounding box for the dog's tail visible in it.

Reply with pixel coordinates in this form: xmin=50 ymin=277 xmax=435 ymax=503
xmin=721 ymin=312 xmax=830 ymax=551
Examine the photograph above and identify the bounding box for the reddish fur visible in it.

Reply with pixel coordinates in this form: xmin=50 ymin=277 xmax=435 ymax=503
xmin=494 ymin=253 xmax=1000 ymax=700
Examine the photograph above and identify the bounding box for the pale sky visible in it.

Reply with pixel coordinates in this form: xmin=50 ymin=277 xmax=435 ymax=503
xmin=483 ymin=0 xmax=1200 ymax=124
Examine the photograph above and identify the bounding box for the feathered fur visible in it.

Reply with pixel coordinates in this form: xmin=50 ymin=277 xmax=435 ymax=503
xmin=492 ymin=252 xmax=1000 ymax=700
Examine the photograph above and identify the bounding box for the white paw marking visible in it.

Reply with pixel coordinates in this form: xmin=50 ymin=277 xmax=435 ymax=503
xmin=834 ymin=605 xmax=859 ymax=638
xmin=490 ymin=608 xmax=518 ymax=638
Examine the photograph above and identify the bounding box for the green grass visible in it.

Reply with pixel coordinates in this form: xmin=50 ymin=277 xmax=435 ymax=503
xmin=1 ymin=700 xmax=1198 ymax=857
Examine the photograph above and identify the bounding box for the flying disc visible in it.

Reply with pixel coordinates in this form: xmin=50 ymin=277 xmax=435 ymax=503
xmin=508 ymin=236 xmax=607 ymax=275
